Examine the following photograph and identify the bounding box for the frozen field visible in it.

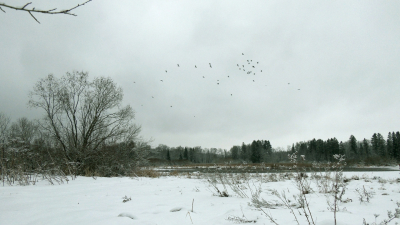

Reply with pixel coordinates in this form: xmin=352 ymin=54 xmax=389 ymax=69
xmin=1 ymin=170 xmax=399 ymax=225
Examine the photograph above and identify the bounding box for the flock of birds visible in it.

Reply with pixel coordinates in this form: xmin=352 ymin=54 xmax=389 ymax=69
xmin=134 ymin=53 xmax=301 ymax=111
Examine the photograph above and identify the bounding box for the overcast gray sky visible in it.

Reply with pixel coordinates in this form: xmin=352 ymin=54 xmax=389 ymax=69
xmin=1 ymin=0 xmax=399 ymax=150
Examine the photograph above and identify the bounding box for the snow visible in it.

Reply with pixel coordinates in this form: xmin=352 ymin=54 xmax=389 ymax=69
xmin=1 ymin=171 xmax=399 ymax=225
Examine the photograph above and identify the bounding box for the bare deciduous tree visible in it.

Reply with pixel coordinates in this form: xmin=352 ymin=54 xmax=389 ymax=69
xmin=28 ymin=71 xmax=144 ymax=173
xmin=0 ymin=0 xmax=92 ymax=24
xmin=0 ymin=112 xmax=10 ymax=142
xmin=9 ymin=117 xmax=39 ymax=144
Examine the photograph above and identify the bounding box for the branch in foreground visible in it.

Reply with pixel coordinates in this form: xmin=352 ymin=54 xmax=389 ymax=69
xmin=0 ymin=0 xmax=92 ymax=24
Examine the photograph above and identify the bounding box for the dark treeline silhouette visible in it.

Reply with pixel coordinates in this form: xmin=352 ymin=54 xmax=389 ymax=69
xmin=288 ymin=132 xmax=400 ymax=165
xmin=148 ymin=145 xmax=229 ymax=165
xmin=150 ymin=132 xmax=400 ymax=165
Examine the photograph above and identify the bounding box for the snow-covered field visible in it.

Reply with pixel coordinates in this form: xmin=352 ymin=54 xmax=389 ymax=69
xmin=1 ymin=170 xmax=399 ymax=225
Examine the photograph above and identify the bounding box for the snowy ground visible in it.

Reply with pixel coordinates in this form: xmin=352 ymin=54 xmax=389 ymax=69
xmin=1 ymin=170 xmax=399 ymax=225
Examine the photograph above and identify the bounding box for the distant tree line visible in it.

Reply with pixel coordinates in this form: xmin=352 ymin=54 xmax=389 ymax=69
xmin=148 ymin=140 xmax=274 ymax=164
xmin=149 ymin=144 xmax=229 ymax=164
xmin=150 ymin=132 xmax=400 ymax=165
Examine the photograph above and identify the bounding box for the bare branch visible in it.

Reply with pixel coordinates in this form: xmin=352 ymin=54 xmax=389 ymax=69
xmin=21 ymin=2 xmax=31 ymax=9
xmin=28 ymin=11 xmax=39 ymax=24
xmin=0 ymin=0 xmax=92 ymax=23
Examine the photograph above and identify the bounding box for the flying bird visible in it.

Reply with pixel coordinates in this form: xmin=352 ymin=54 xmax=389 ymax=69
xmin=257 ymin=62 xmax=259 ymax=64
xmin=242 ymin=53 xmax=244 ymax=55
xmin=177 ymin=64 xmax=180 ymax=67
xmin=253 ymin=80 xmax=255 ymax=82
xmin=288 ymin=83 xmax=290 ymax=85
xmin=152 ymin=96 xmax=154 ymax=98
xmin=242 ymin=65 xmax=244 ymax=67
xmin=261 ymin=70 xmax=262 ymax=72
xmin=298 ymin=89 xmax=301 ymax=90
xmin=209 ymin=63 xmax=212 ymax=68
xmin=195 ymin=65 xmax=197 ymax=68
xmin=203 ymin=76 xmax=205 ymax=78
xmin=227 ymin=76 xmax=230 ymax=78
xmin=160 ymin=80 xmax=163 ymax=82
xmin=252 ymin=66 xmax=255 ymax=68
xmin=165 ymin=70 xmax=167 ymax=73
xmin=237 ymin=64 xmax=239 ymax=66
xmin=217 ymin=83 xmax=219 ymax=85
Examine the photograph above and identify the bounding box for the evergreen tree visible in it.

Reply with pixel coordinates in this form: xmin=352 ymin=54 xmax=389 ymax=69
xmin=262 ymin=140 xmax=272 ymax=162
xmin=308 ymin=139 xmax=317 ymax=161
xmin=183 ymin=147 xmax=188 ymax=160
xmin=230 ymin=146 xmax=240 ymax=160
xmin=326 ymin=138 xmax=339 ymax=160
xmin=362 ymin=138 xmax=370 ymax=157
xmin=315 ymin=139 xmax=324 ymax=161
xmin=166 ymin=150 xmax=171 ymax=161
xmin=179 ymin=152 xmax=183 ymax=160
xmin=339 ymin=141 xmax=346 ymax=155
xmin=349 ymin=135 xmax=358 ymax=156
xmin=394 ymin=132 xmax=400 ymax=161
xmin=387 ymin=132 xmax=394 ymax=159
xmin=371 ymin=133 xmax=378 ymax=155
xmin=240 ymin=142 xmax=247 ymax=161
xmin=299 ymin=142 xmax=308 ymax=157
xmin=376 ymin=133 xmax=386 ymax=157
xmin=250 ymin=140 xmax=262 ymax=163
xmin=189 ymin=148 xmax=194 ymax=162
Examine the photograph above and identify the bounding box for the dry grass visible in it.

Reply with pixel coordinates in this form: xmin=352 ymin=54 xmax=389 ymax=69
xmin=133 ymin=167 xmax=163 ymax=178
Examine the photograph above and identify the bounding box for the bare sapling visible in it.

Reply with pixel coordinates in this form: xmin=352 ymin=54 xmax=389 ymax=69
xmin=362 ymin=202 xmax=400 ymax=225
xmin=325 ymin=154 xmax=347 ymax=225
xmin=355 ymin=185 xmax=375 ymax=204
xmin=289 ymin=152 xmax=316 ymax=225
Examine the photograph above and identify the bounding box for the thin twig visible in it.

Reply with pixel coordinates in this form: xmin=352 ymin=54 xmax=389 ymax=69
xmin=0 ymin=1 xmax=92 ymax=23
xmin=28 ymin=11 xmax=39 ymax=24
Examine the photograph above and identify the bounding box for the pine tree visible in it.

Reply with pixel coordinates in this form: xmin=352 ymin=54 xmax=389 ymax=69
xmin=308 ymin=139 xmax=317 ymax=161
xmin=387 ymin=132 xmax=394 ymax=159
xmin=315 ymin=139 xmax=324 ymax=161
xmin=376 ymin=133 xmax=386 ymax=157
xmin=179 ymin=152 xmax=183 ymax=160
xmin=339 ymin=141 xmax=346 ymax=155
xmin=240 ymin=142 xmax=247 ymax=161
xmin=349 ymin=135 xmax=358 ymax=157
xmin=183 ymin=147 xmax=188 ymax=160
xmin=394 ymin=132 xmax=400 ymax=161
xmin=166 ymin=150 xmax=171 ymax=161
xmin=363 ymin=138 xmax=370 ymax=157
xmin=230 ymin=146 xmax=240 ymax=160
xmin=371 ymin=133 xmax=378 ymax=155
xmin=189 ymin=148 xmax=194 ymax=162
xmin=250 ymin=140 xmax=261 ymax=163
